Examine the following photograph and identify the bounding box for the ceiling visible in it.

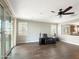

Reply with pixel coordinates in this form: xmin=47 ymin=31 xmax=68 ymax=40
xmin=9 ymin=0 xmax=79 ymax=23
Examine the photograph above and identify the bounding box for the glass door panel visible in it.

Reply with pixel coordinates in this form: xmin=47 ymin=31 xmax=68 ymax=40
xmin=0 ymin=6 xmax=1 ymax=58
xmin=0 ymin=20 xmax=1 ymax=58
xmin=0 ymin=4 xmax=4 ymax=59
xmin=0 ymin=3 xmax=13 ymax=59
xmin=5 ymin=12 xmax=11 ymax=54
xmin=0 ymin=17 xmax=1 ymax=58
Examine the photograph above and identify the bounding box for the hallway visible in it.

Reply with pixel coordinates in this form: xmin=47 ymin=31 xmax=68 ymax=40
xmin=9 ymin=42 xmax=79 ymax=59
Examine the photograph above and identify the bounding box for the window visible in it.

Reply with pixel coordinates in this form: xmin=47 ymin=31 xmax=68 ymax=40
xmin=18 ymin=21 xmax=28 ymax=35
xmin=50 ymin=24 xmax=58 ymax=35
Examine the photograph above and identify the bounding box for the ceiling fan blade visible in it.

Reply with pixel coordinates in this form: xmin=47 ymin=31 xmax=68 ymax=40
xmin=63 ymin=6 xmax=72 ymax=12
xmin=63 ymin=12 xmax=74 ymax=15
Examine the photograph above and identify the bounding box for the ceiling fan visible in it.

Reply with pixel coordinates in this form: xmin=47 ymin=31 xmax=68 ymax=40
xmin=51 ymin=6 xmax=74 ymax=17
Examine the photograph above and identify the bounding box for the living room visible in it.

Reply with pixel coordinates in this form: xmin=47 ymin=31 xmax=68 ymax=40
xmin=0 ymin=0 xmax=79 ymax=59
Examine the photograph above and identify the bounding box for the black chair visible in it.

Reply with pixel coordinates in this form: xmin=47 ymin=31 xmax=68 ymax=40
xmin=39 ymin=33 xmax=47 ymax=45
xmin=39 ymin=38 xmax=46 ymax=45
xmin=46 ymin=38 xmax=56 ymax=44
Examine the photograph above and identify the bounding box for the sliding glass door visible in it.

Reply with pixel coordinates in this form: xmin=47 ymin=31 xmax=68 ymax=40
xmin=0 ymin=3 xmax=13 ymax=59
xmin=0 ymin=7 xmax=1 ymax=58
xmin=0 ymin=4 xmax=5 ymax=59
xmin=0 ymin=19 xmax=1 ymax=58
xmin=5 ymin=14 xmax=11 ymax=55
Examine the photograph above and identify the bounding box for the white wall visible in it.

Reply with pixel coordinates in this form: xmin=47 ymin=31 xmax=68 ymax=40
xmin=11 ymin=18 xmax=17 ymax=47
xmin=58 ymin=24 xmax=62 ymax=37
xmin=27 ymin=21 xmax=51 ymax=43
